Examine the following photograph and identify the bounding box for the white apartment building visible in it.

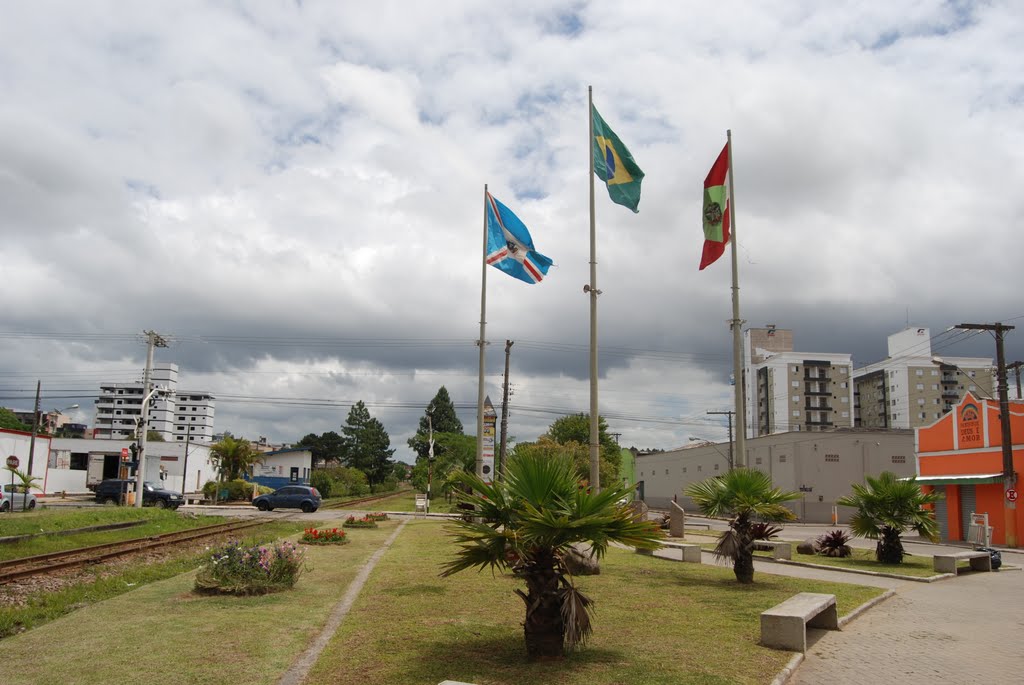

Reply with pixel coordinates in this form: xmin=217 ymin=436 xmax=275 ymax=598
xmin=93 ymin=363 xmax=215 ymax=444
xmin=743 ymin=327 xmax=855 ymax=436
xmin=853 ymin=327 xmax=994 ymax=430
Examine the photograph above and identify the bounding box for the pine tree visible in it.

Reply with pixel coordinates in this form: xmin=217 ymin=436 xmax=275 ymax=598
xmin=408 ymin=386 xmax=464 ymax=461
xmin=340 ymin=401 xmax=395 ymax=485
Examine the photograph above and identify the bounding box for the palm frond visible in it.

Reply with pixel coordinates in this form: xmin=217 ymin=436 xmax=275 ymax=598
xmin=559 ymin=581 xmax=594 ymax=650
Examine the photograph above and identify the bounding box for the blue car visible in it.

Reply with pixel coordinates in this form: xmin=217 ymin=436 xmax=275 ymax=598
xmin=252 ymin=485 xmax=321 ymax=513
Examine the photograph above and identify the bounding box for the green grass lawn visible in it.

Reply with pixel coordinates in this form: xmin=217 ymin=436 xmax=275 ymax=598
xmin=3 ymin=520 xmax=884 ymax=685
xmin=0 ymin=508 xmax=230 ymax=562
xmin=675 ymin=533 xmax=939 ymax=578
xmin=305 ymin=522 xmax=881 ymax=685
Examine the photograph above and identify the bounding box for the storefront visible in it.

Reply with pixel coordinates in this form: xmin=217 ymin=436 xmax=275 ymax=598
xmin=915 ymin=392 xmax=1022 ymax=547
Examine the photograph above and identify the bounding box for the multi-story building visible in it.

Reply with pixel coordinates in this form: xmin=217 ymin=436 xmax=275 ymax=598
xmin=93 ymin=363 xmax=215 ymax=444
xmin=853 ymin=327 xmax=994 ymax=430
xmin=743 ymin=326 xmax=855 ymax=436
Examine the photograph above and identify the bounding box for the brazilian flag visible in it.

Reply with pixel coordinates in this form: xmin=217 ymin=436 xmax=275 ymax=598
xmin=592 ymin=104 xmax=644 ymax=213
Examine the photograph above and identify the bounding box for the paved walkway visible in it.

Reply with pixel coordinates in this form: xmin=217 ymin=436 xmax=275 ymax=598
xmin=665 ymin=522 xmax=1024 ymax=683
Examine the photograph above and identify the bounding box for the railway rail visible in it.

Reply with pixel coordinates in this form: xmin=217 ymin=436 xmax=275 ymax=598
xmin=0 ymin=518 xmax=278 ymax=585
xmin=319 ymin=492 xmax=407 ymax=510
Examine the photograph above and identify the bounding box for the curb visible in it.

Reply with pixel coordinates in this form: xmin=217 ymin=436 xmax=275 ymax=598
xmin=773 ymin=558 xmax=953 ymax=583
xmin=838 ymin=588 xmax=897 ymax=628
xmin=769 ymin=589 xmax=896 ymax=685
xmin=768 ymin=652 xmax=804 ymax=685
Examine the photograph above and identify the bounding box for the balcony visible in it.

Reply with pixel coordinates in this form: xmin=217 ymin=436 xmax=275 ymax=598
xmin=806 ymin=402 xmax=833 ymax=411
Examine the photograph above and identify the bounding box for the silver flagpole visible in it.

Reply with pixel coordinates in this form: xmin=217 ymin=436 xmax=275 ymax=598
xmin=727 ymin=130 xmax=746 ymax=466
xmin=588 ymin=86 xmax=601 ymax=492
xmin=477 ymin=184 xmax=488 ymax=478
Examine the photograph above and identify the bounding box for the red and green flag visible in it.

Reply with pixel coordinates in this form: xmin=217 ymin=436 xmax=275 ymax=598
xmin=700 ymin=142 xmax=730 ymax=270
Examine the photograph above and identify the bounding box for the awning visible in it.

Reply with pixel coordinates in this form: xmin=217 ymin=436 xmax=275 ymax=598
xmin=910 ymin=473 xmax=1005 ymax=486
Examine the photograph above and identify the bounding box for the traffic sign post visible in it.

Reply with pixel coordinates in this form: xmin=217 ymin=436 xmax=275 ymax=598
xmin=5 ymin=455 xmax=18 ymax=469
xmin=1007 ymin=489 xmax=1018 ymax=503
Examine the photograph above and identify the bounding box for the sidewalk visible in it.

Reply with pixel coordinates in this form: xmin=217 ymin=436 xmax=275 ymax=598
xmin=655 ymin=529 xmax=1024 ymax=683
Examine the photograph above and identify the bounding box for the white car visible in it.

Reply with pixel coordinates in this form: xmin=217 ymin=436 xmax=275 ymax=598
xmin=0 ymin=483 xmax=37 ymax=511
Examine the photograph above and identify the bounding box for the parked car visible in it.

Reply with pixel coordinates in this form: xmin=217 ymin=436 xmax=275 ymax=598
xmin=252 ymin=485 xmax=321 ymax=513
xmin=93 ymin=479 xmax=184 ymax=509
xmin=0 ymin=483 xmax=37 ymax=511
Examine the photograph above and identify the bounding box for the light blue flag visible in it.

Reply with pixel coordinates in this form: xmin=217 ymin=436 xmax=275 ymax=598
xmin=484 ymin=192 xmax=553 ymax=284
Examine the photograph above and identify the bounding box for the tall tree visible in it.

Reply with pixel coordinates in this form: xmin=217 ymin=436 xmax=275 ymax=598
xmin=296 ymin=430 xmax=346 ymax=466
xmin=408 ymin=386 xmax=463 ymax=461
xmin=515 ymin=413 xmax=622 ymax=487
xmin=341 ymin=401 xmax=395 ymax=485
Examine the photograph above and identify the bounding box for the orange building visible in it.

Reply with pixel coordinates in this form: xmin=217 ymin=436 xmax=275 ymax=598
xmin=915 ymin=392 xmax=1022 ymax=547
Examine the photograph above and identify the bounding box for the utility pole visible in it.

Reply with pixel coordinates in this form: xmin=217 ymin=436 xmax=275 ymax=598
xmin=181 ymin=423 xmax=192 ymax=496
xmin=26 ymin=381 xmax=41 ymax=477
xmin=1008 ymin=361 xmax=1023 ymax=399
xmin=135 ymin=330 xmax=169 ymax=508
xmin=498 ymin=340 xmax=513 ymax=481
xmin=426 ymin=413 xmax=434 ymax=514
xmin=956 ymin=322 xmax=1017 ymax=547
xmin=707 ymin=410 xmax=735 ymax=470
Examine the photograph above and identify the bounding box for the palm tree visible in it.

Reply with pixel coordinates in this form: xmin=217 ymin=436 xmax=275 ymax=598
xmin=837 ymin=471 xmax=941 ymax=564
xmin=441 ymin=453 xmax=662 ymax=660
xmin=209 ymin=434 xmax=263 ymax=481
xmin=685 ymin=468 xmax=800 ymax=584
xmin=4 ymin=467 xmax=42 ymax=511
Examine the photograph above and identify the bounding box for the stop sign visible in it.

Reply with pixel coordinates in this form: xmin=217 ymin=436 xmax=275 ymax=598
xmin=5 ymin=455 xmax=19 ymax=469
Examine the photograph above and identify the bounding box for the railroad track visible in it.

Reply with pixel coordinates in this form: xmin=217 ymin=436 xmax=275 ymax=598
xmin=0 ymin=518 xmax=281 ymax=585
xmin=319 ymin=492 xmax=405 ymax=510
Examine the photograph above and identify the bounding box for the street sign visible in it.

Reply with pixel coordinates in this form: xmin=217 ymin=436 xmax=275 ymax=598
xmin=121 ymin=448 xmax=130 ymax=461
xmin=1007 ymin=489 xmax=1018 ymax=503
xmin=5 ymin=455 xmax=19 ymax=469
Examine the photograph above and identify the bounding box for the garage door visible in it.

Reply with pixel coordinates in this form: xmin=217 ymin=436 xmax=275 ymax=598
xmin=932 ymin=486 xmax=948 ymax=541
xmin=959 ymin=485 xmax=977 ymax=541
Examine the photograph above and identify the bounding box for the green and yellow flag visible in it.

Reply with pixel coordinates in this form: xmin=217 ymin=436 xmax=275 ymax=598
xmin=592 ymin=104 xmax=644 ymax=213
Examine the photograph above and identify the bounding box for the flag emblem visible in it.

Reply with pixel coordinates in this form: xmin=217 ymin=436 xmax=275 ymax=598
xmin=700 ymin=141 xmax=731 ymax=270
xmin=485 ymin=192 xmax=553 ymax=285
xmin=591 ymin=104 xmax=644 ymax=212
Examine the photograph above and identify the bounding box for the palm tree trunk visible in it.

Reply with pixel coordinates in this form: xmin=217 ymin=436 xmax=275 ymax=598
xmin=734 ymin=544 xmax=755 ymax=584
xmin=876 ymin=527 xmax=905 ymax=564
xmin=522 ymin=550 xmax=565 ymax=659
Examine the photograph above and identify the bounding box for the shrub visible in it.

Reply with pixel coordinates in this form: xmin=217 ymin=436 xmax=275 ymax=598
xmin=202 ymin=480 xmax=219 ymax=498
xmin=194 ymin=539 xmax=305 ymax=595
xmin=343 ymin=515 xmax=378 ymax=529
xmin=370 ymin=477 xmax=399 ymax=494
xmin=310 ymin=470 xmax=333 ymax=498
xmin=226 ymin=479 xmax=256 ymax=501
xmin=301 ymin=527 xmax=348 ymax=545
xmin=816 ymin=529 xmax=853 ymax=558
xmin=366 ymin=512 xmax=389 ymax=521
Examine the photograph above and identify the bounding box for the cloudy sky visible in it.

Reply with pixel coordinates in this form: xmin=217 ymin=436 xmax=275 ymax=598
xmin=2 ymin=1 xmax=1022 ymax=462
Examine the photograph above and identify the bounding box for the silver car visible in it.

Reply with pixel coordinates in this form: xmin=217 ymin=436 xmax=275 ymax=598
xmin=1 ymin=483 xmax=37 ymax=511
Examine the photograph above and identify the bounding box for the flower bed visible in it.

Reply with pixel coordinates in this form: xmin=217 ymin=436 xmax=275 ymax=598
xmin=194 ymin=540 xmax=305 ymax=595
xmin=343 ymin=515 xmax=378 ymax=529
xmin=301 ymin=527 xmax=349 ymax=545
xmin=366 ymin=512 xmax=389 ymax=521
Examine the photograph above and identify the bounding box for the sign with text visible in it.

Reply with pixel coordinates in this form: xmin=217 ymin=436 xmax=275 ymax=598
xmin=482 ymin=397 xmax=497 ymax=483
xmin=958 ymin=403 xmax=982 ymax=447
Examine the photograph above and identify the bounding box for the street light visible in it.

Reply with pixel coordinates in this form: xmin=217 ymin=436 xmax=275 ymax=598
xmin=47 ymin=405 xmax=80 ymax=434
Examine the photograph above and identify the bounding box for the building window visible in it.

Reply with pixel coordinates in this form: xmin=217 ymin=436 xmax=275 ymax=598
xmin=825 ymin=454 xmax=840 ymax=462
xmin=697 ymin=465 xmax=702 ymax=472
xmin=792 ymin=381 xmax=799 ymax=388
xmin=931 ymin=370 xmax=938 ymax=376
xmin=892 ymin=455 xmax=906 ymax=464
xmin=841 ymin=397 xmax=849 ymax=403
xmin=793 ymin=396 xmax=800 ymax=403
xmin=714 ymin=464 xmax=719 ymax=471
xmin=755 ymin=457 xmax=762 ymax=465
xmin=840 ymin=381 xmax=847 ymax=388
xmin=841 ymin=411 xmax=849 ymax=418
xmin=918 ymin=398 xmax=925 ymax=405
xmin=70 ymin=453 xmax=89 ymax=470
xmin=665 ymin=469 xmax=669 ymax=475
xmin=682 ymin=467 xmax=687 ymax=473
xmin=916 ymin=369 xmax=923 ymax=376
xmin=840 ymin=368 xmax=847 ymax=375
xmin=892 ymin=400 xmax=897 ymax=406
xmin=792 ymin=366 xmax=799 ymax=373
xmin=793 ymin=410 xmax=800 ymax=417
xmin=779 ymin=455 xmax=787 ymax=463
xmin=919 ymin=412 xmax=927 ymax=419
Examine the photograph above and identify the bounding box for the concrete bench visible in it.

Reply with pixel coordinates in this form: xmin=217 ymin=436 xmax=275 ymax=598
xmin=752 ymin=540 xmax=792 ymax=560
xmin=635 ymin=541 xmax=701 ymax=563
xmin=183 ymin=494 xmax=208 ymax=505
xmin=760 ymin=592 xmax=838 ymax=652
xmin=933 ymin=551 xmax=992 ymax=575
